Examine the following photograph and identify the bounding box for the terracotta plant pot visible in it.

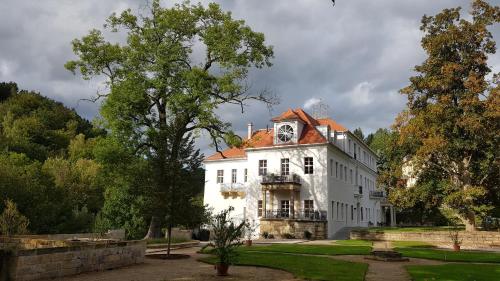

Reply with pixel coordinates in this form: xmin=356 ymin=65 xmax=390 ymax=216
xmin=453 ymin=243 xmax=461 ymax=252
xmin=215 ymin=263 xmax=229 ymax=276
xmin=246 ymin=240 xmax=252 ymax=246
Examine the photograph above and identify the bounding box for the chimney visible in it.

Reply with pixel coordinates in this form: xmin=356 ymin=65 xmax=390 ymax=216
xmin=247 ymin=123 xmax=253 ymax=139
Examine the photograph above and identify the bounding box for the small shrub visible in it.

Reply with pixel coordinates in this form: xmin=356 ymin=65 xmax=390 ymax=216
xmin=268 ymin=233 xmax=275 ymax=239
xmin=282 ymin=233 xmax=295 ymax=239
xmin=0 ymin=199 xmax=29 ymax=236
xmin=262 ymin=231 xmax=269 ymax=239
xmin=304 ymin=230 xmax=312 ymax=240
xmin=205 ymin=207 xmax=247 ymax=265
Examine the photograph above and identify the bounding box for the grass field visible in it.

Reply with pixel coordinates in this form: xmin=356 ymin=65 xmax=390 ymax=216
xmin=333 ymin=239 xmax=373 ymax=246
xmin=407 ymin=264 xmax=500 ymax=281
xmin=239 ymin=244 xmax=372 ymax=255
xmin=395 ymin=247 xmax=500 ymax=263
xmin=200 ymin=251 xmax=368 ymax=281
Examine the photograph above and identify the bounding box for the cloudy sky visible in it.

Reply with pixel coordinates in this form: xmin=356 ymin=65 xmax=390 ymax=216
xmin=1 ymin=0 xmax=499 ymax=155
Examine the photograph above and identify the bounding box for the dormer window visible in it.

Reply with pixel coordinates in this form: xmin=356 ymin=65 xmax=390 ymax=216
xmin=277 ymin=124 xmax=294 ymax=143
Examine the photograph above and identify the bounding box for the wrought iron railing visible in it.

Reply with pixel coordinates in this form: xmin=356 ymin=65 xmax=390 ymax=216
xmin=263 ymin=209 xmax=327 ymax=221
xmin=369 ymin=190 xmax=385 ymax=198
xmin=261 ymin=174 xmax=302 ymax=185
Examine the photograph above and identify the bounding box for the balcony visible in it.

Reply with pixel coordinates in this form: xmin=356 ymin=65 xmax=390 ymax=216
xmin=369 ymin=190 xmax=386 ymax=199
xmin=220 ymin=183 xmax=246 ymax=197
xmin=261 ymin=174 xmax=301 ymax=191
xmin=262 ymin=209 xmax=327 ymax=221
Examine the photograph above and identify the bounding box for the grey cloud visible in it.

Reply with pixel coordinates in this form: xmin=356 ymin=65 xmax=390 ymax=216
xmin=1 ymin=0 xmax=498 ymax=157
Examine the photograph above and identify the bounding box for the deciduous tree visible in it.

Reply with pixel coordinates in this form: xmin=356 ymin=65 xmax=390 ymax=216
xmin=393 ymin=0 xmax=500 ymax=230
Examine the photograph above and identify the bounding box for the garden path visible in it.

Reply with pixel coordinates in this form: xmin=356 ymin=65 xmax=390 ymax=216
xmin=56 ymin=247 xmax=298 ymax=281
xmin=331 ymin=255 xmax=444 ymax=281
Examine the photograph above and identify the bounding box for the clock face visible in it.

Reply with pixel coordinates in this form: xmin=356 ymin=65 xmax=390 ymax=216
xmin=277 ymin=125 xmax=294 ymax=142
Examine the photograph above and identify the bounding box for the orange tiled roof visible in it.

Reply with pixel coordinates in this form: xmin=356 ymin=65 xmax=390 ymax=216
xmin=205 ymin=146 xmax=247 ymax=161
xmin=205 ymin=108 xmax=347 ymax=161
xmin=317 ymin=118 xmax=348 ymax=131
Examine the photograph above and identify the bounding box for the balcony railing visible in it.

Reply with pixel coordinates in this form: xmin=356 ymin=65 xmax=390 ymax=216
xmin=263 ymin=209 xmax=327 ymax=221
xmin=369 ymin=190 xmax=386 ymax=199
xmin=219 ymin=183 xmax=246 ymax=193
xmin=261 ymin=174 xmax=302 ymax=185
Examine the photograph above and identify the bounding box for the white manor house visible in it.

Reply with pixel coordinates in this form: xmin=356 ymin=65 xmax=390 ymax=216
xmin=203 ymin=108 xmax=395 ymax=239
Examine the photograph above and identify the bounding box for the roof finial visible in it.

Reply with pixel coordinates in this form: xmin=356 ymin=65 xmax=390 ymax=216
xmin=312 ymin=99 xmax=329 ymax=119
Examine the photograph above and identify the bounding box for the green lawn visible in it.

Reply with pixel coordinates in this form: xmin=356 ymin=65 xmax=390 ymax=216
xmin=395 ymin=247 xmax=500 ymax=263
xmin=407 ymin=264 xmax=500 ymax=281
xmin=200 ymin=251 xmax=368 ymax=281
xmin=240 ymin=244 xmax=372 ymax=255
xmin=362 ymin=226 xmax=465 ymax=233
xmin=334 ymin=239 xmax=373 ymax=246
xmin=391 ymin=241 xmax=436 ymax=248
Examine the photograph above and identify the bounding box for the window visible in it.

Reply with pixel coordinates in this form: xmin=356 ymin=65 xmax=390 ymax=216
xmin=331 ymin=201 xmax=335 ymax=219
xmin=335 ymin=162 xmax=338 ymax=178
xmin=304 ymin=200 xmax=313 ymax=218
xmin=280 ymin=200 xmax=290 ymax=218
xmin=258 ymin=160 xmax=267 ymax=176
xmin=341 ymin=203 xmax=344 ymax=219
xmin=349 ymin=139 xmax=352 ymax=153
xmin=281 ymin=158 xmax=290 ymax=175
xmin=244 ymin=168 xmax=248 ymax=182
xmin=231 ymin=169 xmax=237 ymax=183
xmin=354 ymin=143 xmax=357 ymax=159
xmin=351 ymin=205 xmax=354 ymax=220
xmin=344 ymin=166 xmax=347 ymax=181
xmin=350 ymin=169 xmax=353 ymax=184
xmin=257 ymin=200 xmax=263 ymax=217
xmin=304 ymin=157 xmax=314 ymax=174
xmin=361 ymin=207 xmax=364 ymax=221
xmin=217 ymin=170 xmax=224 ymax=183
xmin=339 ymin=164 xmax=343 ymax=179
xmin=336 ymin=202 xmax=339 ymax=220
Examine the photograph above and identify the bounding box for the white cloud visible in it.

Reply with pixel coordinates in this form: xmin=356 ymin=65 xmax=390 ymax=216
xmin=349 ymin=81 xmax=375 ymax=107
xmin=303 ymin=97 xmax=321 ymax=109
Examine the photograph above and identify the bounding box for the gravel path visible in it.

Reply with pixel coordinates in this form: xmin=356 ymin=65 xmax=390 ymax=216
xmin=331 ymin=255 xmax=444 ymax=281
xmin=56 ymin=247 xmax=298 ymax=281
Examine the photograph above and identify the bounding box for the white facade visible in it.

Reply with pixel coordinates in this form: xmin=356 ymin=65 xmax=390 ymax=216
xmin=203 ymin=108 xmax=387 ymax=238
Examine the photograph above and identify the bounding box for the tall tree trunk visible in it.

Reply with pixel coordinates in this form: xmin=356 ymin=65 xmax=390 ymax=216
xmin=166 ymin=224 xmax=172 ymax=256
xmin=144 ymin=216 xmax=162 ymax=239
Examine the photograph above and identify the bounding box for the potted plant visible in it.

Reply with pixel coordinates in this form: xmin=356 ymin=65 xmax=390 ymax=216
xmin=448 ymin=223 xmax=463 ymax=251
xmin=206 ymin=207 xmax=247 ymax=276
xmin=245 ymin=219 xmax=259 ymax=246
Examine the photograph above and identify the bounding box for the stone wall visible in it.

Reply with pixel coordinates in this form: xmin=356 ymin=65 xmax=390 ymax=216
xmin=12 ymin=229 xmax=125 ymax=241
xmin=350 ymin=230 xmax=500 ymax=248
xmin=1 ymin=239 xmax=145 ymax=281
xmin=260 ymin=219 xmax=327 ymax=239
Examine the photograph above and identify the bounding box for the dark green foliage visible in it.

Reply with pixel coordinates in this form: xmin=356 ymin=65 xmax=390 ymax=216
xmin=0 ymin=83 xmax=106 ymax=234
xmin=352 ymin=128 xmax=365 ymax=141
xmin=0 ymin=82 xmax=17 ymax=102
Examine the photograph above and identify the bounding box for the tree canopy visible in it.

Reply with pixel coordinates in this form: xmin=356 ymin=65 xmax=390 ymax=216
xmin=66 ymin=0 xmax=273 ymax=243
xmin=389 ymin=0 xmax=500 ymax=230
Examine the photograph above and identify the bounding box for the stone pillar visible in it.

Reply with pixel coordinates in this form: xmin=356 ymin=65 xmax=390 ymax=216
xmin=270 ymin=191 xmax=274 ymax=211
xmin=290 ymin=190 xmax=295 ymax=219
xmin=390 ymin=206 xmax=396 ymax=227
xmin=262 ymin=190 xmax=267 ymax=218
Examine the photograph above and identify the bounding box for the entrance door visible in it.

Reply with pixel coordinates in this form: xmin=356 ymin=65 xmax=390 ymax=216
xmin=280 ymin=200 xmax=290 ymax=218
